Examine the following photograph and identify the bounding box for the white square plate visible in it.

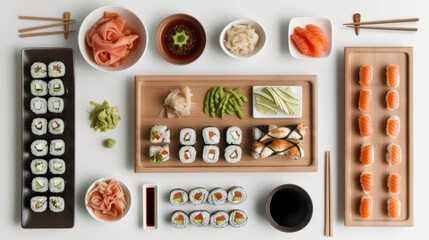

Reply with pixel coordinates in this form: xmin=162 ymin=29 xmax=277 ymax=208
xmin=252 ymin=86 xmax=302 ymax=118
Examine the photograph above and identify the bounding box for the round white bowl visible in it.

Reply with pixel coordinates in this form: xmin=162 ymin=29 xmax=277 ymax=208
xmin=85 ymin=177 xmax=132 ymax=223
xmin=78 ymin=6 xmax=148 ymax=72
xmin=219 ymin=19 xmax=266 ymax=59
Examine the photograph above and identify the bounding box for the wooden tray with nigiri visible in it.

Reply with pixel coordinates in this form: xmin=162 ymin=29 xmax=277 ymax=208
xmin=344 ymin=47 xmax=413 ymax=226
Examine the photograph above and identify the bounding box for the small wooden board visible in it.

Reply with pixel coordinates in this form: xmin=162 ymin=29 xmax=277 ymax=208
xmin=344 ymin=47 xmax=413 ymax=226
xmin=135 ymin=75 xmax=318 ymax=173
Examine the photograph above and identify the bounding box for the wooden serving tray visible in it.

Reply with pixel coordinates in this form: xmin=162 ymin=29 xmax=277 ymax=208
xmin=135 ymin=75 xmax=318 ymax=173
xmin=344 ymin=47 xmax=413 ymax=226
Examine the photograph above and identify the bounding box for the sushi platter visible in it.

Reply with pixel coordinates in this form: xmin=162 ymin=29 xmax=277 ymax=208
xmin=135 ymin=75 xmax=318 ymax=173
xmin=344 ymin=47 xmax=413 ymax=226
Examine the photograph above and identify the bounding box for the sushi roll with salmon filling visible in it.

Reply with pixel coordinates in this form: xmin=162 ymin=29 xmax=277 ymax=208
xmin=30 ymin=159 xmax=48 ymax=175
xmin=386 ymin=116 xmax=400 ymax=138
xmin=179 ymin=128 xmax=196 ymax=145
xmin=49 ymin=196 xmax=65 ymax=212
xmin=202 ymin=127 xmax=220 ymax=144
xmin=179 ymin=146 xmax=196 ymax=163
xmin=49 ymin=158 xmax=66 ymax=174
xmin=359 ymin=65 xmax=373 ymax=87
xmin=224 ymin=145 xmax=242 ymax=163
xmin=48 ymin=118 xmax=65 ymax=135
xmin=210 ymin=211 xmax=229 ymax=228
xmin=50 ymin=139 xmax=65 ymax=156
xmin=49 ymin=177 xmax=65 ymax=193
xmin=229 ymin=210 xmax=248 ymax=228
xmin=30 ymin=196 xmax=48 ymax=212
xmin=226 ymin=127 xmax=242 ymax=145
xmin=32 ymin=177 xmax=48 ymax=192
xmin=208 ymin=188 xmax=227 ymax=205
xmin=30 ymin=97 xmax=47 ymax=114
xmin=48 ymin=61 xmax=65 ymax=77
xmin=203 ymin=145 xmax=219 ymax=163
xmin=48 ymin=79 xmax=65 ymax=96
xmin=386 ymin=64 xmax=400 ymax=88
xmin=31 ymin=118 xmax=47 ymax=136
xmin=48 ymin=97 xmax=64 ymax=113
xmin=190 ymin=211 xmax=210 ymax=227
xmin=149 ymin=145 xmax=169 ymax=163
xmin=386 ymin=143 xmax=401 ymax=166
xmin=31 ymin=62 xmax=47 ymax=78
xmin=169 ymin=189 xmax=188 ymax=205
xmin=150 ymin=125 xmax=170 ymax=143
xmin=30 ymin=80 xmax=48 ymax=96
xmin=227 ymin=186 xmax=247 ymax=204
xmin=171 ymin=211 xmax=189 ymax=228
xmin=31 ymin=140 xmax=48 ymax=156
xmin=189 ymin=187 xmax=209 ymax=205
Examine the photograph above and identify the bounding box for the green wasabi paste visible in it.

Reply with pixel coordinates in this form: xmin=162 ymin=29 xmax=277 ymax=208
xmin=104 ymin=138 xmax=117 ymax=149
xmin=89 ymin=100 xmax=121 ymax=132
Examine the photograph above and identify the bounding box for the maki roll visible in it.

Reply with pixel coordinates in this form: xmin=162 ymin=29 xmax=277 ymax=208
xmin=48 ymin=61 xmax=65 ymax=77
xmin=210 ymin=211 xmax=229 ymax=228
xmin=48 ymin=118 xmax=65 ymax=135
xmin=202 ymin=127 xmax=220 ymax=144
xmin=31 ymin=140 xmax=48 ymax=156
xmin=226 ymin=127 xmax=242 ymax=145
xmin=31 ymin=118 xmax=47 ymax=136
xmin=48 ymin=97 xmax=64 ymax=113
xmin=227 ymin=186 xmax=247 ymax=204
xmin=224 ymin=145 xmax=242 ymax=163
xmin=30 ymin=80 xmax=48 ymax=96
xmin=32 ymin=177 xmax=48 ymax=192
xmin=50 ymin=139 xmax=65 ymax=156
xmin=229 ymin=210 xmax=248 ymax=228
xmin=49 ymin=196 xmax=65 ymax=212
xmin=202 ymin=145 xmax=219 ymax=163
xmin=169 ymin=189 xmax=188 ymax=205
xmin=49 ymin=177 xmax=65 ymax=193
xmin=48 ymin=79 xmax=65 ymax=96
xmin=31 ymin=62 xmax=47 ymax=78
xmin=49 ymin=158 xmax=66 ymax=174
xmin=30 ymin=159 xmax=48 ymax=175
xmin=30 ymin=196 xmax=48 ymax=212
xmin=30 ymin=97 xmax=47 ymax=114
xmin=150 ymin=125 xmax=170 ymax=143
xmin=189 ymin=187 xmax=209 ymax=205
xmin=179 ymin=146 xmax=196 ymax=163
xmin=179 ymin=128 xmax=196 ymax=145
xmin=170 ymin=211 xmax=189 ymax=228
xmin=208 ymin=188 xmax=227 ymax=205
xmin=149 ymin=145 xmax=169 ymax=163
xmin=190 ymin=210 xmax=210 ymax=227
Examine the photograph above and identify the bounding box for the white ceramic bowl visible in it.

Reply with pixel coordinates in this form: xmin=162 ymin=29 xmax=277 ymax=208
xmin=85 ymin=177 xmax=132 ymax=223
xmin=219 ymin=19 xmax=266 ymax=59
xmin=288 ymin=17 xmax=332 ymax=59
xmin=78 ymin=6 xmax=148 ymax=72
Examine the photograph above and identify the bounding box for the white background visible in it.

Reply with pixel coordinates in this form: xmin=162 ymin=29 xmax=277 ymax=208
xmin=0 ymin=0 xmax=427 ymax=239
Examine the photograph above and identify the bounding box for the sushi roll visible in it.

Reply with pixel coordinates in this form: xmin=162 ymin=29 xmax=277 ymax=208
xmin=170 ymin=211 xmax=189 ymax=228
xmin=150 ymin=125 xmax=170 ymax=143
xmin=210 ymin=211 xmax=229 ymax=228
xmin=48 ymin=79 xmax=65 ymax=96
xmin=388 ymin=173 xmax=401 ymax=195
xmin=31 ymin=118 xmax=47 ymax=136
xmin=387 ymin=197 xmax=401 ymax=219
xmin=149 ymin=145 xmax=169 ymax=163
xmin=169 ymin=189 xmax=188 ymax=205
xmin=50 ymin=139 xmax=65 ymax=156
xmin=49 ymin=196 xmax=65 ymax=212
xmin=30 ymin=196 xmax=48 ymax=212
xmin=229 ymin=210 xmax=248 ymax=228
xmin=179 ymin=146 xmax=196 ymax=163
xmin=386 ymin=64 xmax=400 ymax=88
xmin=179 ymin=128 xmax=196 ymax=145
xmin=360 ymin=172 xmax=374 ymax=194
xmin=30 ymin=80 xmax=48 ymax=96
xmin=190 ymin=211 xmax=210 ymax=227
xmin=30 ymin=97 xmax=47 ymax=114
xmin=48 ymin=118 xmax=65 ymax=135
xmin=30 ymin=159 xmax=48 ymax=175
xmin=359 ymin=65 xmax=373 ymax=87
xmin=49 ymin=177 xmax=65 ymax=193
xmin=202 ymin=145 xmax=219 ymax=163
xmin=252 ymin=124 xmax=308 ymax=142
xmin=358 ymin=115 xmax=373 ymax=137
xmin=386 ymin=143 xmax=401 ymax=166
xmin=224 ymin=145 xmax=242 ymax=163
xmin=31 ymin=62 xmax=47 ymax=78
xmin=386 ymin=90 xmax=399 ymax=111
xmin=358 ymin=89 xmax=372 ymax=111
xmin=31 ymin=140 xmax=48 ymax=156
xmin=48 ymin=61 xmax=65 ymax=77
xmin=49 ymin=158 xmax=66 ymax=174
xmin=48 ymin=97 xmax=64 ymax=113
xmin=252 ymin=139 xmax=304 ymax=160
xmin=226 ymin=127 xmax=242 ymax=145
xmin=202 ymin=127 xmax=220 ymax=144
xmin=360 ymin=196 xmax=373 ymax=218
xmin=386 ymin=116 xmax=400 ymax=138
xmin=360 ymin=143 xmax=374 ymax=166
xmin=208 ymin=188 xmax=227 ymax=205
xmin=32 ymin=177 xmax=48 ymax=192
xmin=227 ymin=186 xmax=247 ymax=204
xmin=189 ymin=187 xmax=209 ymax=205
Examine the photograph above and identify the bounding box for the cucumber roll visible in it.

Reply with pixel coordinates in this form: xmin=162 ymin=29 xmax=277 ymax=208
xmin=31 ymin=118 xmax=47 ymax=136
xmin=48 ymin=118 xmax=65 ymax=135
xmin=179 ymin=146 xmax=196 ymax=163
xmin=210 ymin=211 xmax=229 ymax=228
xmin=229 ymin=210 xmax=248 ymax=228
xmin=150 ymin=125 xmax=170 ymax=143
xmin=50 ymin=139 xmax=65 ymax=156
xmin=49 ymin=177 xmax=65 ymax=193
xmin=30 ymin=159 xmax=47 ymax=175
xmin=30 ymin=80 xmax=48 ymax=96
xmin=189 ymin=187 xmax=209 ymax=205
xmin=48 ymin=61 xmax=65 ymax=77
xmin=190 ymin=210 xmax=210 ymax=227
xmin=31 ymin=62 xmax=47 ymax=78
xmin=32 ymin=177 xmax=48 ymax=192
xmin=48 ymin=97 xmax=64 ymax=113
xmin=48 ymin=79 xmax=65 ymax=96
xmin=169 ymin=189 xmax=188 ymax=205
xmin=202 ymin=145 xmax=219 ymax=163
xmin=49 ymin=158 xmax=66 ymax=174
xmin=30 ymin=97 xmax=47 ymax=114
xmin=202 ymin=127 xmax=220 ymax=144
xmin=208 ymin=188 xmax=227 ymax=205
xmin=179 ymin=128 xmax=196 ymax=145
xmin=170 ymin=211 xmax=189 ymax=228
xmin=49 ymin=196 xmax=65 ymax=212
xmin=226 ymin=127 xmax=242 ymax=145
xmin=224 ymin=145 xmax=242 ymax=163
xmin=30 ymin=196 xmax=48 ymax=212
xmin=31 ymin=140 xmax=48 ymax=156
xmin=227 ymin=186 xmax=247 ymax=204
xmin=149 ymin=145 xmax=169 ymax=163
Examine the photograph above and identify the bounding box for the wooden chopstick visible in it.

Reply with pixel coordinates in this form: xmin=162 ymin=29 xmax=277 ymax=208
xmin=18 ymin=21 xmax=75 ymax=33
xmin=328 ymin=152 xmax=332 ymax=237
xmin=64 ymin=12 xmax=71 ymax=39
xmin=343 ymin=18 xmax=419 ymax=26
xmin=19 ymin=16 xmax=76 ymax=21
xmin=325 ymin=151 xmax=333 ymax=237
xmin=347 ymin=26 xmax=417 ymax=31
xmin=20 ymin=30 xmax=75 ymax=38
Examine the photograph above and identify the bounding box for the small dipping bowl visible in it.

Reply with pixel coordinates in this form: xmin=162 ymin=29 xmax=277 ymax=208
xmin=155 ymin=13 xmax=206 ymax=65
xmin=266 ymin=184 xmax=313 ymax=232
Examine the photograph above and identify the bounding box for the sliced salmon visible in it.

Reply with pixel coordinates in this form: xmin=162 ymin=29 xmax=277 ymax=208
xmin=306 ymin=24 xmax=329 ymax=51
xmin=359 ymin=65 xmax=373 ymax=87
xmin=290 ymin=33 xmax=313 ymax=56
xmin=388 ymin=173 xmax=401 ymax=195
xmin=358 ymin=115 xmax=373 ymax=137
xmin=358 ymin=89 xmax=372 ymax=111
xmin=386 ymin=65 xmax=400 ymax=88
xmin=294 ymin=27 xmax=323 ymax=57
xmin=386 ymin=116 xmax=400 ymax=138
xmin=386 ymin=90 xmax=399 ymax=110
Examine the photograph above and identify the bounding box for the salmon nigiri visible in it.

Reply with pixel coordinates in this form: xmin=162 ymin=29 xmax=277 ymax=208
xmin=360 ymin=143 xmax=374 ymax=166
xmin=294 ymin=27 xmax=323 ymax=57
xmin=386 ymin=143 xmax=401 ymax=166
xmin=386 ymin=65 xmax=400 ymax=88
xmin=387 ymin=197 xmax=401 ymax=219
xmin=386 ymin=90 xmax=399 ymax=110
xmin=290 ymin=33 xmax=313 ymax=56
xmin=388 ymin=173 xmax=401 ymax=195
xmin=359 ymin=65 xmax=373 ymax=87
xmin=306 ymin=24 xmax=329 ymax=51
xmin=358 ymin=89 xmax=372 ymax=111
xmin=386 ymin=116 xmax=400 ymax=138
xmin=360 ymin=172 xmax=374 ymax=194
xmin=359 ymin=115 xmax=373 ymax=137
xmin=360 ymin=196 xmax=373 ymax=218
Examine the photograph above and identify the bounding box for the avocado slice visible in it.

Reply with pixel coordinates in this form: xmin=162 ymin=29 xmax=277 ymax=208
xmin=195 ymin=219 xmax=203 ymax=224
xmin=216 ymin=220 xmax=226 ymax=225
xmin=234 ymin=218 xmax=243 ymax=223
xmin=55 ymin=183 xmax=62 ymax=189
xmin=173 ymin=197 xmax=183 ymax=202
xmin=36 ymin=182 xmax=42 ymax=189
xmin=175 ymin=220 xmax=184 ymax=225
xmin=233 ymin=196 xmax=242 ymax=202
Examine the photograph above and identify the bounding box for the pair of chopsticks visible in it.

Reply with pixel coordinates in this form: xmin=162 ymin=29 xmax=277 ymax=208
xmin=344 ymin=17 xmax=419 ymax=32
xmin=325 ymin=151 xmax=333 ymax=237
xmin=19 ymin=13 xmax=75 ymax=38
